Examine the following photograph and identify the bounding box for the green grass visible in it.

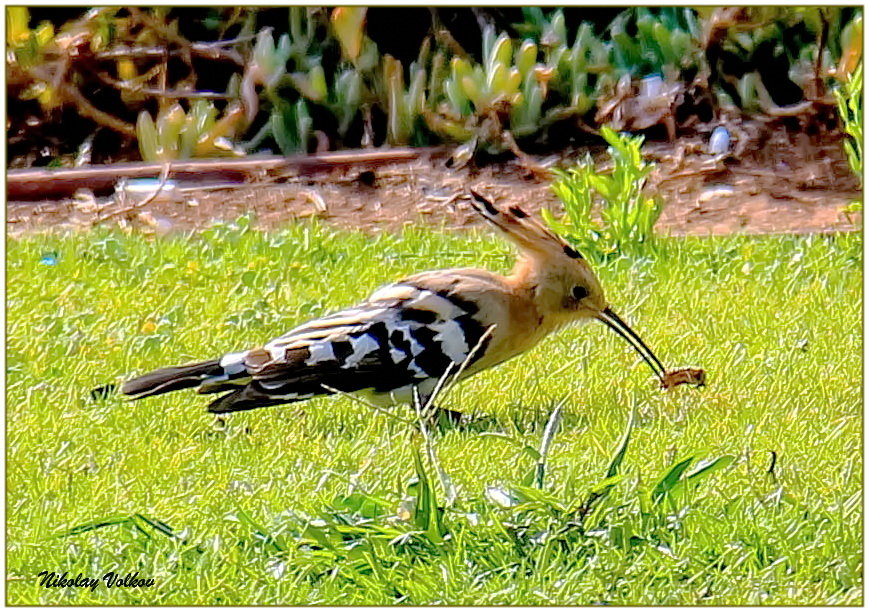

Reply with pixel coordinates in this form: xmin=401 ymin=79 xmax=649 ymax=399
xmin=6 ymin=218 xmax=862 ymax=605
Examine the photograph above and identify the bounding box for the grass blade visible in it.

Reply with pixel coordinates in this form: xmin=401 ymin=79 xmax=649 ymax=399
xmin=534 ymin=398 xmax=565 ymax=488
xmin=134 ymin=513 xmax=178 ymax=540
xmin=651 ymin=457 xmax=694 ymax=504
xmin=576 ymin=404 xmax=636 ymax=522
xmin=233 ymin=506 xmax=286 ymax=554
xmin=684 ymin=455 xmax=734 ymax=483
xmin=411 ymin=445 xmax=444 ymax=544
xmin=58 ymin=515 xmax=133 ymax=537
xmin=667 ymin=455 xmax=736 ymax=499
xmin=606 ymin=403 xmax=635 ymax=479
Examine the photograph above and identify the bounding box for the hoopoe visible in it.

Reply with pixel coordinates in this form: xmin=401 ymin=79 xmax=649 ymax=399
xmin=105 ymin=190 xmax=667 ymax=414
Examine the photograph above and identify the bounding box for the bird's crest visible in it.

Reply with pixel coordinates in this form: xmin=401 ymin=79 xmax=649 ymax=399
xmin=468 ymin=189 xmax=583 ymax=261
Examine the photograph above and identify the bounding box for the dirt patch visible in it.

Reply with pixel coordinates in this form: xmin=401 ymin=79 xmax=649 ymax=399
xmin=7 ymin=126 xmax=861 ymax=238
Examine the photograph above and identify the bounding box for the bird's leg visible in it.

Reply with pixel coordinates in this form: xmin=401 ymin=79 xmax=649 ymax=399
xmin=419 ymin=405 xmax=464 ymax=431
xmin=415 ymin=392 xmax=464 ymax=430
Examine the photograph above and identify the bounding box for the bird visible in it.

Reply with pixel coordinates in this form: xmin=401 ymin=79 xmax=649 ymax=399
xmin=101 ymin=190 xmax=667 ymax=415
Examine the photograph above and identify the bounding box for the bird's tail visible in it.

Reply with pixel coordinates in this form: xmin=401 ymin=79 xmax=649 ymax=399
xmin=117 ymin=359 xmax=224 ymax=399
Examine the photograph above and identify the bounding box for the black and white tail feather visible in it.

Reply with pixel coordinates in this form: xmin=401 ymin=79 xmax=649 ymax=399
xmin=107 ymin=277 xmax=491 ymax=414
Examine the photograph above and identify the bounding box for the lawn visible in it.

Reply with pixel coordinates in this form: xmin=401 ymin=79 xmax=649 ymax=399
xmin=6 ymin=218 xmax=862 ymax=605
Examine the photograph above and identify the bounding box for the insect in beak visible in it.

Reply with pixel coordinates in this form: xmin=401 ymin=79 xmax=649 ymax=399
xmin=596 ymin=307 xmax=666 ymax=383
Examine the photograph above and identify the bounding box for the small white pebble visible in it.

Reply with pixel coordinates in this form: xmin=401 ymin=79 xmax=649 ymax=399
xmin=123 ymin=178 xmax=178 ymax=204
xmin=708 ymin=126 xmax=731 ymax=155
xmin=640 ymin=74 xmax=665 ymax=98
xmin=698 ymin=186 xmax=735 ymax=203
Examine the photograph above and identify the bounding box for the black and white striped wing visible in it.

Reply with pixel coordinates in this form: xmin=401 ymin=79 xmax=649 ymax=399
xmin=207 ymin=282 xmax=490 ymax=413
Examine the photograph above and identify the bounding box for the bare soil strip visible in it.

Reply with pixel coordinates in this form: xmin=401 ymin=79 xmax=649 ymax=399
xmin=6 ymin=129 xmax=861 ymax=237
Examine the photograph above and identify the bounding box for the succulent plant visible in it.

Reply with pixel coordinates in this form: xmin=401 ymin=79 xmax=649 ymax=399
xmin=381 ymin=54 xmax=427 ymax=146
xmin=136 ymin=101 xmax=246 ymax=162
xmin=269 ymin=98 xmax=312 ymax=155
xmin=129 ymin=8 xmax=866 ymax=163
xmin=608 ymin=8 xmax=701 ymax=77
xmin=330 ymin=68 xmax=364 ymax=137
xmin=553 ymin=21 xmax=610 ymax=118
xmin=426 ymin=25 xmax=560 ymax=151
xmin=251 ymin=28 xmax=293 ymax=91
xmin=16 ymin=6 xmax=853 ymax=164
xmin=287 ymin=7 xmax=319 ymax=62
xmin=837 ymin=13 xmax=863 ymax=81
xmin=331 ymin=7 xmax=367 ymax=63
xmin=834 ymin=62 xmax=862 ymax=187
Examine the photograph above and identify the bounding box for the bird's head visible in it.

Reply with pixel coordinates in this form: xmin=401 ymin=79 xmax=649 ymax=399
xmin=468 ymin=189 xmax=666 ymax=382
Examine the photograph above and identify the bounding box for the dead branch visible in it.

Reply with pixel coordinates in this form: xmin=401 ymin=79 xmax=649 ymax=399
xmin=127 ymin=8 xmax=197 ymax=91
xmin=60 ymin=81 xmax=137 ymax=137
xmin=91 ymin=64 xmax=233 ymax=100
xmin=93 ymin=44 xmax=245 ymax=65
xmin=7 ymin=148 xmax=439 ymax=200
xmin=23 ymin=63 xmax=137 ymax=136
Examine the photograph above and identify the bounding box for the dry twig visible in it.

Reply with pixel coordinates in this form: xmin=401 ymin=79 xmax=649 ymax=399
xmin=98 ymin=162 xmax=173 ymax=222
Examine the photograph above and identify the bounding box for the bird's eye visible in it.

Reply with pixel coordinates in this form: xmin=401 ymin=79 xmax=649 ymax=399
xmin=572 ymin=286 xmax=589 ymax=301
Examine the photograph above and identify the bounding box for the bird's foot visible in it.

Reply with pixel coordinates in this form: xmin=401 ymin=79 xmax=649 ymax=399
xmin=432 ymin=406 xmax=464 ymax=430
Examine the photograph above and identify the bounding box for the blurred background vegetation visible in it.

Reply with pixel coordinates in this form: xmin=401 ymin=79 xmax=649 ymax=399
xmin=6 ymin=6 xmax=863 ymax=167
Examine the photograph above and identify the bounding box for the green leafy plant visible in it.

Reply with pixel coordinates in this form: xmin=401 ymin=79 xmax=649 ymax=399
xmin=834 ymin=62 xmax=863 ymax=216
xmin=473 ymin=403 xmax=738 ymax=565
xmin=543 ymin=126 xmax=664 ymax=261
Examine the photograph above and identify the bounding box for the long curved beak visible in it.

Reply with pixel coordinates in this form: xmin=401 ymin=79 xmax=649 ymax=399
xmin=596 ymin=307 xmax=666 ymax=382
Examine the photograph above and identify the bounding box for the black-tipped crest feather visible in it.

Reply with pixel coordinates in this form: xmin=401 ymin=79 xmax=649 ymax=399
xmin=469 ymin=188 xmax=500 ymax=217
xmin=467 ymin=189 xmax=585 ymax=260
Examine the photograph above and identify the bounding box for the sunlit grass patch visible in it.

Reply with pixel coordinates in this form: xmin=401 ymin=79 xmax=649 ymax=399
xmin=6 ymin=219 xmax=862 ymax=605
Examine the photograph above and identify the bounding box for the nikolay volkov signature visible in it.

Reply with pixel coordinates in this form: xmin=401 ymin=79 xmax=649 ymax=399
xmin=37 ymin=570 xmax=155 ymax=591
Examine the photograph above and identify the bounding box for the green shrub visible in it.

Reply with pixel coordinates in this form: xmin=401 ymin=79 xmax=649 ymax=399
xmin=834 ymin=62 xmax=863 ymax=217
xmin=543 ymin=127 xmax=663 ymax=261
